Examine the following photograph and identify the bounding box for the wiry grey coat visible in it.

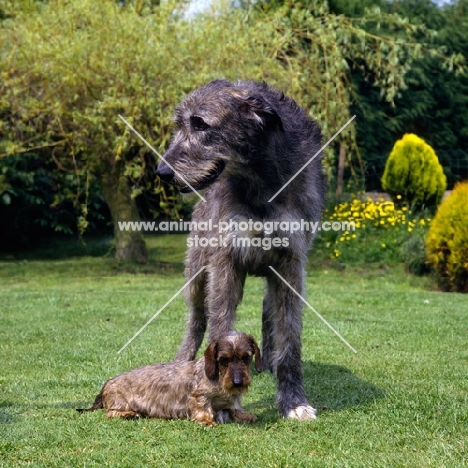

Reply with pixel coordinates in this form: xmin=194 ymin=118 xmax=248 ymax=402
xmin=157 ymin=80 xmax=326 ymax=419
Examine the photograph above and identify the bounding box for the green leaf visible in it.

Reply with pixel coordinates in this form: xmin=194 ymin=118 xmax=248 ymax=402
xmin=2 ymin=192 xmax=11 ymax=205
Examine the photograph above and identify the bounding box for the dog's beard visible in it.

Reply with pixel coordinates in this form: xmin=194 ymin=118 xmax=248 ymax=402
xmin=179 ymin=160 xmax=225 ymax=193
xmin=224 ymin=384 xmax=249 ymax=395
xmin=222 ymin=375 xmax=251 ymax=395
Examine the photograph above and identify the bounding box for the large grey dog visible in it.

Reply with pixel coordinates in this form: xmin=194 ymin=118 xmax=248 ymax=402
xmin=156 ymin=79 xmax=325 ymax=419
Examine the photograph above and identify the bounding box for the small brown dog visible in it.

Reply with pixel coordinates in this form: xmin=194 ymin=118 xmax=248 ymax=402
xmin=77 ymin=331 xmax=262 ymax=426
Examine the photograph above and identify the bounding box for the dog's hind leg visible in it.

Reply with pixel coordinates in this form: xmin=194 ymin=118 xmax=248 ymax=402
xmin=106 ymin=409 xmax=142 ymax=419
xmin=175 ymin=270 xmax=207 ymax=361
xmin=262 ymin=280 xmax=276 ymax=373
xmin=270 ymin=263 xmax=317 ymax=420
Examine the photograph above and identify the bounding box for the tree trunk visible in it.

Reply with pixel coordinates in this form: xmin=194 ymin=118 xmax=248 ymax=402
xmin=336 ymin=143 xmax=347 ymax=202
xmin=101 ymin=161 xmax=148 ymax=263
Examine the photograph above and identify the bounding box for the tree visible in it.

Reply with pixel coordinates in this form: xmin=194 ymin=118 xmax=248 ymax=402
xmin=2 ymin=1 xmax=290 ymax=260
xmin=259 ymin=0 xmax=464 ymax=194
xmin=342 ymin=0 xmax=468 ymax=190
xmin=1 ymin=0 xmax=453 ymax=258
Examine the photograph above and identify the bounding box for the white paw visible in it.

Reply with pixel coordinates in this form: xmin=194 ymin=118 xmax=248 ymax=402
xmin=287 ymin=405 xmax=317 ymax=420
xmin=215 ymin=410 xmax=232 ymax=424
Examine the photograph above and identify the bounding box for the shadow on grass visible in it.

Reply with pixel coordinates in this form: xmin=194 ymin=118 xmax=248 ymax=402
xmin=0 ymin=234 xmax=186 ymax=276
xmin=303 ymin=362 xmax=385 ymax=411
xmin=0 ymin=411 xmax=16 ymax=424
xmin=0 ymin=400 xmax=103 ymax=426
xmin=0 ymin=401 xmax=18 ymax=424
xmin=0 ymin=236 xmax=114 ymax=260
xmin=1 ymin=364 xmax=384 ymax=427
xmin=248 ymin=362 xmax=385 ymax=423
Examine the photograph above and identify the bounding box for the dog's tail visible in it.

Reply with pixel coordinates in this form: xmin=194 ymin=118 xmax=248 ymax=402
xmin=76 ymin=391 xmax=103 ymax=413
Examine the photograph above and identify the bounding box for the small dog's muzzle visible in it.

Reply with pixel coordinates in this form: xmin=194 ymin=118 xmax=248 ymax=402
xmin=232 ymin=373 xmax=244 ymax=388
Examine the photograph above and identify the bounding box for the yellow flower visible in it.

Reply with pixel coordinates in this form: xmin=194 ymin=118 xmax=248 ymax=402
xmin=381 ymin=243 xmax=386 ymax=248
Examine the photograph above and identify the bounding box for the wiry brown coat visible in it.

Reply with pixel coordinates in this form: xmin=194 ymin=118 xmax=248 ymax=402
xmin=78 ymin=332 xmax=261 ymax=426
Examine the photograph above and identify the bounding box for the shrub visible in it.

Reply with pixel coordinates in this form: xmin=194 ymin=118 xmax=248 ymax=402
xmin=321 ymin=196 xmax=432 ymax=265
xmin=400 ymin=235 xmax=430 ymax=275
xmin=0 ymin=152 xmax=110 ymax=248
xmin=381 ymin=133 xmax=447 ymax=210
xmin=426 ymin=182 xmax=468 ymax=293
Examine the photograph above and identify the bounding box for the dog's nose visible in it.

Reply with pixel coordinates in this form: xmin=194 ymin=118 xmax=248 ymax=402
xmin=233 ymin=377 xmax=243 ymax=387
xmin=156 ymin=162 xmax=175 ymax=183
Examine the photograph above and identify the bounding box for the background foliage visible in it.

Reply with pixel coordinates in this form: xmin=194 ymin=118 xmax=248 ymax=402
xmin=1 ymin=0 xmax=461 ymax=256
xmin=318 ymin=195 xmax=432 ymax=273
xmin=0 ymin=152 xmax=109 ymax=245
xmin=426 ymin=182 xmax=468 ymax=293
xmin=381 ymin=133 xmax=447 ymax=210
xmin=333 ymin=0 xmax=468 ymax=190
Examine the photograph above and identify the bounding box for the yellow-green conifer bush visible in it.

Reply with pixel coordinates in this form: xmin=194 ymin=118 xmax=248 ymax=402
xmin=381 ymin=134 xmax=447 ymax=210
xmin=426 ymin=182 xmax=468 ymax=293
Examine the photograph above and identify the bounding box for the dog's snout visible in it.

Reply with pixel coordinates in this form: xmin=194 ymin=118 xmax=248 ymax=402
xmin=233 ymin=375 xmax=243 ymax=387
xmin=156 ymin=162 xmax=175 ymax=183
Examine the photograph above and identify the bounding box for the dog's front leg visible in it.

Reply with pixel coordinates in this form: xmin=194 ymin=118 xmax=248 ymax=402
xmin=269 ymin=266 xmax=317 ymax=420
xmin=230 ymin=396 xmax=257 ymax=423
xmin=188 ymin=394 xmax=217 ymax=426
xmin=206 ymin=259 xmax=246 ymax=341
xmin=175 ymin=260 xmax=207 ymax=362
xmin=231 ymin=409 xmax=257 ymax=422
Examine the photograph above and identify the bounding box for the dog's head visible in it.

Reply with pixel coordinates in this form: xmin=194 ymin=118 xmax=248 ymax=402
xmin=203 ymin=331 xmax=262 ymax=394
xmin=156 ymin=79 xmax=284 ymax=193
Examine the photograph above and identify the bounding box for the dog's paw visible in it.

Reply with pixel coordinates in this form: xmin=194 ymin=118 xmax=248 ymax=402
xmin=286 ymin=405 xmax=317 ymax=420
xmin=215 ymin=410 xmax=232 ymax=424
xmin=232 ymin=410 xmax=257 ymax=423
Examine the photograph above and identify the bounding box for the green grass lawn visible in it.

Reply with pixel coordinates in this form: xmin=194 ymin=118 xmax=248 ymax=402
xmin=1 ymin=235 xmax=467 ymax=467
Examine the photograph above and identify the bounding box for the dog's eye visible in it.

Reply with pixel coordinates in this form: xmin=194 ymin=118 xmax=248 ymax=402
xmin=219 ymin=357 xmax=229 ymax=367
xmin=190 ymin=116 xmax=210 ymax=131
xmin=242 ymin=356 xmax=251 ymax=365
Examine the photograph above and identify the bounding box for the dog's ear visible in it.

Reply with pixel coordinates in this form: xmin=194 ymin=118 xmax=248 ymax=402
xmin=204 ymin=341 xmax=219 ymax=380
xmin=249 ymin=335 xmax=263 ymax=373
xmin=239 ymin=95 xmax=284 ymax=131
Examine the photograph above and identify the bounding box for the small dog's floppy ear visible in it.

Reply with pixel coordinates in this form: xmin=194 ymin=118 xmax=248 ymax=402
xmin=239 ymin=95 xmax=284 ymax=131
xmin=249 ymin=335 xmax=263 ymax=373
xmin=204 ymin=341 xmax=219 ymax=380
